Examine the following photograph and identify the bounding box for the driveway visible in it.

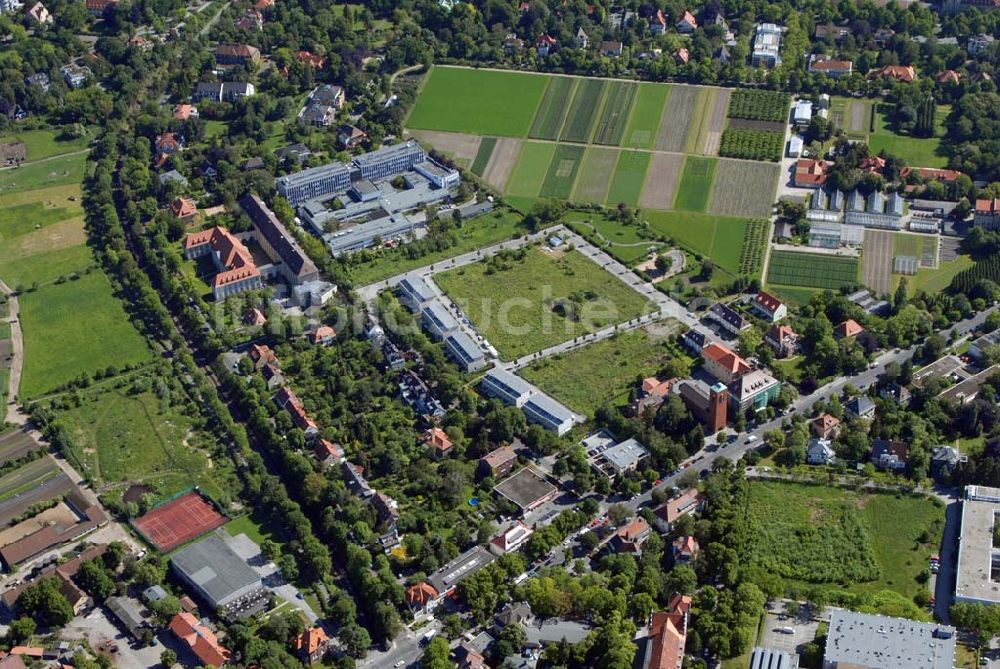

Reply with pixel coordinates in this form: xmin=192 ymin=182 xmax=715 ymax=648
xmin=59 ymin=608 xmax=166 ymax=669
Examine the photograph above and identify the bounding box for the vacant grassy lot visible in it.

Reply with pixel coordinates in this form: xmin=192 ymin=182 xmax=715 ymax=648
xmin=407 ymin=67 xmax=548 ymax=137
xmin=348 ymin=211 xmax=527 ymax=285
xmin=0 ymin=153 xmax=88 ymax=194
xmin=674 ymin=156 xmax=717 ymax=212
xmin=593 ymin=81 xmax=638 ymax=146
xmin=521 ymin=325 xmax=685 ymax=415
xmin=563 ymin=210 xmax=661 ymax=264
xmin=748 ymin=481 xmax=943 ymax=597
xmin=506 ymin=142 xmax=556 ymax=199
xmin=17 ymin=272 xmax=151 ymax=397
xmin=57 ymin=388 xmax=238 ymax=503
xmin=561 ymin=78 xmax=607 ymax=143
xmin=904 ymin=255 xmax=974 ymax=295
xmin=529 ymin=76 xmax=576 ymax=140
xmin=645 ymin=210 xmax=749 ymax=276
xmin=435 ymin=246 xmax=652 ymax=359
xmin=869 ymin=107 xmax=949 ymax=168
xmin=606 ymin=150 xmax=651 ymax=206
xmin=624 ymin=83 xmax=669 ymax=149
xmin=0 ymin=128 xmax=91 ymax=162
xmin=768 ymin=251 xmax=859 ymax=291
xmin=708 ymin=160 xmax=779 ymax=218
xmin=0 ymin=243 xmax=94 ymax=287
xmin=540 ymin=144 xmax=585 ymax=199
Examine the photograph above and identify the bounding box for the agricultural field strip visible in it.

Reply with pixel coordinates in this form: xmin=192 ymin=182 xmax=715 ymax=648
xmin=0 ymin=456 xmax=60 ymax=501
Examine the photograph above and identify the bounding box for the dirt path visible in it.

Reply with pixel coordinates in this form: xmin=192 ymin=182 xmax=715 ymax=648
xmin=0 ymin=278 xmax=24 ymax=425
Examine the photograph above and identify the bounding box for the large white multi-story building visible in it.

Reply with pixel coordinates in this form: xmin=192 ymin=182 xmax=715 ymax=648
xmin=352 ymin=140 xmax=427 ymax=181
xmin=276 ymin=162 xmax=352 ymax=207
xmin=752 ymin=23 xmax=782 ymax=68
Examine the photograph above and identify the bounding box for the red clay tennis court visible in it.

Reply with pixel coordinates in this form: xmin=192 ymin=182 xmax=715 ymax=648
xmin=133 ymin=491 xmax=227 ymax=552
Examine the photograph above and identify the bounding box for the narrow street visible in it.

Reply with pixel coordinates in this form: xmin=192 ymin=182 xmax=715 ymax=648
xmin=0 ymin=278 xmax=24 ymax=425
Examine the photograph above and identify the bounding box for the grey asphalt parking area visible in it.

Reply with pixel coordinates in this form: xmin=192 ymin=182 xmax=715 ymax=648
xmin=760 ymin=609 xmax=822 ymax=656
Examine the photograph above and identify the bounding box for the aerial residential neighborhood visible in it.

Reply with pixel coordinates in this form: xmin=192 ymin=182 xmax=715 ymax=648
xmin=3 ymin=0 xmax=1000 ymax=668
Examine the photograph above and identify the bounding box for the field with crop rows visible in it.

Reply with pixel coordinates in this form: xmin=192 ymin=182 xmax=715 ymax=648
xmin=708 ymin=160 xmax=779 ymax=217
xmin=593 ymin=81 xmax=638 ymax=146
xmin=739 ymin=219 xmax=769 ymax=277
xmin=471 ymin=137 xmax=496 ymax=175
xmin=674 ymin=157 xmax=717 ymax=212
xmin=605 ymin=150 xmax=651 ymax=205
xmin=529 ymin=76 xmax=576 ymax=140
xmin=561 ymin=78 xmax=607 ymax=143
xmin=623 ymin=83 xmax=669 ymax=149
xmin=540 ymin=144 xmax=585 ymax=199
xmin=728 ymin=89 xmax=790 ymax=123
xmin=719 ymin=128 xmax=783 ymax=161
xmin=768 ymin=251 xmax=860 ymax=290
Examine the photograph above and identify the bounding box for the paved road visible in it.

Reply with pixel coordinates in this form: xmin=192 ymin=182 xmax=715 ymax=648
xmin=358 ymin=620 xmax=439 ymax=669
xmin=0 ymin=278 xmax=24 ymax=425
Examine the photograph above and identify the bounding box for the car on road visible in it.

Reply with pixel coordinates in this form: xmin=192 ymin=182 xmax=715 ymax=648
xmin=776 ymin=626 xmax=795 ymax=634
xmin=745 ymin=435 xmax=758 ymax=444
xmin=395 ymin=662 xmax=405 ymax=667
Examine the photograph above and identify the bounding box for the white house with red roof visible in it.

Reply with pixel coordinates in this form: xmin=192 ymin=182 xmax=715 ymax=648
xmin=701 ymin=342 xmax=750 ymax=384
xmin=751 ymin=291 xmax=787 ymax=322
xmin=650 ymin=9 xmax=667 ymax=34
xmin=642 ymin=594 xmax=692 ymax=669
xmin=676 ymin=10 xmax=697 ymax=33
xmin=489 ymin=521 xmax=533 ymax=555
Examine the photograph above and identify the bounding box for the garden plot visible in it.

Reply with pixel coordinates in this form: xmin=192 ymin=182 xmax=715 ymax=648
xmin=768 ymin=250 xmax=859 ymax=290
xmin=471 ymin=137 xmax=496 ymax=176
xmin=606 ymin=150 xmax=651 ymax=206
xmin=702 ymin=88 xmax=731 ymax=155
xmin=655 ymin=84 xmax=699 ymax=152
xmin=572 ymin=147 xmax=619 ymax=203
xmin=561 ymin=78 xmax=607 ymax=143
xmin=409 ymin=130 xmax=480 ymax=169
xmin=480 ymin=138 xmax=522 ymax=192
xmin=593 ymin=81 xmax=639 ymax=146
xmin=540 ymin=144 xmax=585 ymax=199
xmin=529 ymin=76 xmax=577 ymax=140
xmin=674 ymin=156 xmax=717 ymax=212
xmin=640 ymin=153 xmax=685 ymax=210
xmin=708 ymin=160 xmax=779 ymax=217
xmin=624 ymin=83 xmax=670 ymax=149
xmin=863 ymin=229 xmax=894 ymax=296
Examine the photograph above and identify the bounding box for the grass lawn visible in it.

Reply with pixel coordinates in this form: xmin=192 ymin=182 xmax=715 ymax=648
xmin=506 ymin=142 xmax=556 ymax=199
xmin=225 ymin=513 xmax=281 ymax=545
xmin=346 ymin=211 xmax=527 ymax=285
xmin=0 ymin=153 xmax=88 ymax=194
xmin=748 ymin=481 xmax=943 ymax=598
xmin=434 ymin=246 xmax=653 ymax=360
xmin=674 ymin=156 xmax=717 ymax=212
xmin=623 ymin=83 xmax=669 ymax=149
xmin=0 ymin=128 xmax=91 ymax=161
xmin=407 ymin=67 xmax=548 ymax=137
xmin=870 ymin=106 xmax=949 ymax=168
xmin=605 ymin=150 xmax=651 ymax=206
xmin=203 ymin=120 xmax=230 ymax=140
xmin=56 ymin=388 xmax=237 ymax=503
xmin=768 ymin=285 xmax=820 ymax=307
xmin=903 ymin=255 xmax=974 ymax=295
xmin=562 ymin=211 xmax=661 ymax=265
xmin=0 ymin=243 xmax=95 ymax=287
xmin=520 ymin=325 xmax=685 ymax=415
xmin=17 ymin=271 xmax=151 ymax=397
xmin=644 ymin=210 xmax=748 ymax=276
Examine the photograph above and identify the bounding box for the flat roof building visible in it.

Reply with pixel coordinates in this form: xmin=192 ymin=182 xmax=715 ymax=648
xmin=493 ymin=466 xmax=559 ymax=513
xmin=752 ymin=23 xmax=782 ymax=68
xmin=397 ymin=276 xmax=436 ymax=311
xmin=352 ymin=140 xmax=426 ymax=181
xmin=750 ymin=646 xmax=797 ymax=669
xmin=426 ymin=546 xmax=496 ymax=597
xmin=275 ymin=162 xmax=351 ymax=207
xmin=421 ymin=301 xmax=460 ymax=340
xmin=444 ymin=330 xmax=487 ymax=371
xmin=523 ymin=392 xmax=576 ymax=436
xmin=956 ymin=485 xmax=1000 ymax=605
xmin=824 ymin=610 xmax=955 ymax=669
xmin=170 ymin=535 xmax=266 ymax=616
xmin=480 ymin=368 xmax=534 ymax=408
xmin=588 ymin=436 xmax=649 ymax=479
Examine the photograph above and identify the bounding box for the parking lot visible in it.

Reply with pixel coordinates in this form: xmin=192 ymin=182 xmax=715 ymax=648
xmin=759 ymin=602 xmax=824 ymax=657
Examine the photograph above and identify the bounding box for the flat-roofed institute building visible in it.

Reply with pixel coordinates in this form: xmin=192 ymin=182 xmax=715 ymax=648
xmin=480 ymin=368 xmax=534 ymax=408
xmin=426 ymin=546 xmax=496 ymax=600
xmin=956 ymin=485 xmax=1000 ymax=605
xmin=396 ymin=276 xmax=437 ymax=311
xmin=584 ymin=431 xmax=649 ymax=479
xmin=353 ymin=140 xmax=426 ymax=181
xmin=170 ymin=535 xmax=267 ymax=618
xmin=421 ymin=301 xmax=460 ymax=340
xmin=276 ymin=162 xmax=352 ymax=207
xmin=493 ymin=466 xmax=559 ymax=513
xmin=522 ymin=392 xmax=575 ymax=436
xmin=824 ymin=610 xmax=955 ymax=669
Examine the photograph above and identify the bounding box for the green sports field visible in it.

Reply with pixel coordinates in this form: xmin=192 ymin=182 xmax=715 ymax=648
xmin=606 ymin=150 xmax=651 ymax=205
xmin=407 ymin=67 xmax=548 ymax=137
xmin=434 ymin=246 xmax=652 ymax=359
xmin=767 ymin=250 xmax=860 ymax=290
xmin=540 ymin=144 xmax=585 ymax=199
xmin=623 ymin=83 xmax=670 ymax=149
xmin=505 ymin=141 xmax=556 ymax=199
xmin=529 ymin=76 xmax=576 ymax=140
xmin=674 ymin=156 xmax=717 ymax=212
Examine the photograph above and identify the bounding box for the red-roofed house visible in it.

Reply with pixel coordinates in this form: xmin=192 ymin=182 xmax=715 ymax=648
xmin=489 ymin=520 xmax=534 ymax=555
xmin=294 ymin=627 xmax=331 ymax=665
xmin=808 ymin=57 xmax=853 ymax=78
xmin=173 ymin=104 xmax=199 ymax=120
xmin=834 ymin=319 xmax=864 ymax=340
xmin=902 ymin=167 xmax=962 ymax=183
xmin=653 ymin=489 xmax=704 ymax=533
xmin=235 ymin=8 xmax=263 ymax=31
xmin=169 ymin=197 xmax=199 ymax=226
xmin=254 ymin=0 xmax=274 ymax=10
xmin=169 ymin=613 xmax=230 ymax=668
xmin=646 ymin=595 xmax=692 ymax=669
xmin=422 ymin=427 xmax=453 ymax=458
xmin=609 ymin=517 xmax=652 ymax=554
xmin=752 ymin=291 xmax=787 ymax=322
xmin=937 ymin=69 xmax=961 ymax=85
xmin=535 ymin=34 xmax=557 ymax=56
xmin=310 ymin=325 xmax=336 ymax=346
xmin=794 ymin=159 xmax=829 ymax=187
xmin=671 ymin=535 xmax=699 ymax=563
xmin=673 ymin=48 xmax=690 ymax=65
xmin=275 ymin=387 xmax=318 ymax=436
xmin=650 ymin=9 xmax=667 ymax=34
xmin=810 ymin=413 xmax=841 ymax=440
xmin=315 ymin=439 xmax=344 ymax=467
xmin=975 ymin=198 xmax=1000 ymax=230
xmin=875 ymin=65 xmax=916 ymax=83
xmin=248 ymin=343 xmax=277 ymax=369
xmin=701 ymin=342 xmax=750 ymax=384
xmin=765 ymin=324 xmax=798 ymax=359
xmin=26 ymin=2 xmax=52 ymax=24
xmin=405 ymin=582 xmax=439 ymax=612
xmin=860 ymin=155 xmax=886 ymax=174
xmin=297 ymin=51 xmax=327 ymax=69
xmin=182 ymin=227 xmax=262 ymax=299
xmin=676 ymin=10 xmax=697 ymax=33
xmin=85 ymin=0 xmax=118 ymax=17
